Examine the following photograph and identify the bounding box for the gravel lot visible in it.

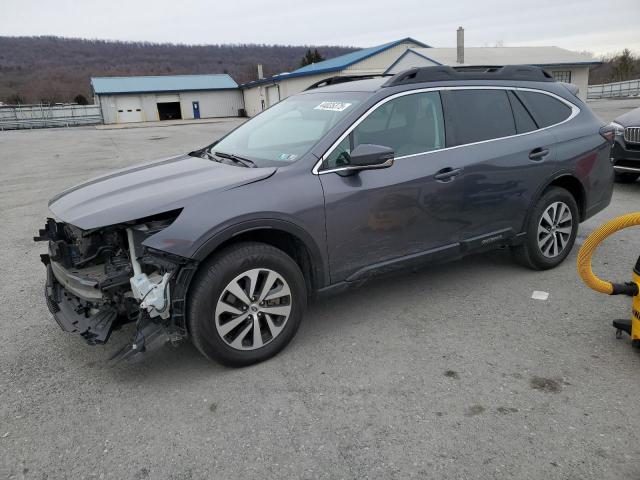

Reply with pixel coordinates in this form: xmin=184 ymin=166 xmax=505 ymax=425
xmin=2 ymin=100 xmax=640 ymax=480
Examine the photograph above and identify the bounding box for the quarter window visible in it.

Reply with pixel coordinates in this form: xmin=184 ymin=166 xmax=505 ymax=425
xmin=515 ymin=91 xmax=572 ymax=128
xmin=444 ymin=90 xmax=516 ymax=146
xmin=323 ymin=91 xmax=445 ymax=170
xmin=507 ymin=91 xmax=538 ymax=134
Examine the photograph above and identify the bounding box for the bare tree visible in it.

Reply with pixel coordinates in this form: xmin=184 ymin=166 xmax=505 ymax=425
xmin=611 ymin=48 xmax=636 ymax=82
xmin=589 ymin=48 xmax=640 ymax=84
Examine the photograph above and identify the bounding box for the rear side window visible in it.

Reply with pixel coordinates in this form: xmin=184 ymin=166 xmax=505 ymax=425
xmin=443 ymin=90 xmax=516 ymax=146
xmin=507 ymin=91 xmax=537 ymax=134
xmin=515 ymin=91 xmax=572 ymax=128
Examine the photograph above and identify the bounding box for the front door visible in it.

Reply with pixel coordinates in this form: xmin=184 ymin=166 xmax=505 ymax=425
xmin=319 ymin=91 xmax=465 ymax=282
xmin=192 ymin=101 xmax=200 ymax=119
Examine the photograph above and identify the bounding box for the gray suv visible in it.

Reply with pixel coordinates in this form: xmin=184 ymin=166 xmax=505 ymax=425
xmin=36 ymin=65 xmax=614 ymax=366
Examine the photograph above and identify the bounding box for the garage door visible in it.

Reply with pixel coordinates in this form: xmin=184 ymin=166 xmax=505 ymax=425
xmin=266 ymin=85 xmax=280 ymax=107
xmin=115 ymin=97 xmax=143 ymax=123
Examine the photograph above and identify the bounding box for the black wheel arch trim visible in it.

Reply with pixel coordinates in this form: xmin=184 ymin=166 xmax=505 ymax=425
xmin=192 ymin=217 xmax=330 ymax=289
xmin=523 ymin=171 xmax=587 ymax=231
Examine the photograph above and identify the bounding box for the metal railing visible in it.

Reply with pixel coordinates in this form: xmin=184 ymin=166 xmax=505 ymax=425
xmin=0 ymin=104 xmax=103 ymax=130
xmin=587 ymin=79 xmax=640 ymax=99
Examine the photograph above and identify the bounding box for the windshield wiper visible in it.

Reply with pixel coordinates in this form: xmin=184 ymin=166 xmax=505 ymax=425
xmin=213 ymin=151 xmax=257 ymax=168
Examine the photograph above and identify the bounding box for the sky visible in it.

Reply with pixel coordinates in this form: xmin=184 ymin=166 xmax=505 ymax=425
xmin=1 ymin=0 xmax=639 ymax=57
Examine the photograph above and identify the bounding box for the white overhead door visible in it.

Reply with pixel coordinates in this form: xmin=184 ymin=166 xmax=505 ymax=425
xmin=115 ymin=96 xmax=143 ymax=123
xmin=266 ymin=85 xmax=280 ymax=107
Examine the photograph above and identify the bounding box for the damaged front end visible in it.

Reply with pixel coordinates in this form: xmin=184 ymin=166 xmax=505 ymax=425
xmin=35 ymin=211 xmax=197 ymax=361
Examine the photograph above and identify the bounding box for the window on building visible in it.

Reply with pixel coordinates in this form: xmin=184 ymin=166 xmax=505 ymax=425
xmin=443 ymin=89 xmax=516 ymax=146
xmin=551 ymin=71 xmax=572 ymax=83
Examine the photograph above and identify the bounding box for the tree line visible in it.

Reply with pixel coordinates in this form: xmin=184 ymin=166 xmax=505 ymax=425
xmin=0 ymin=36 xmax=356 ymax=104
xmin=585 ymin=49 xmax=639 ymax=85
xmin=1 ymin=36 xmax=638 ymax=105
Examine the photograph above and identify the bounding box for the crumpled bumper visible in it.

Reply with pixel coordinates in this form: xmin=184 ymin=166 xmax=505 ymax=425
xmin=45 ymin=263 xmax=117 ymax=344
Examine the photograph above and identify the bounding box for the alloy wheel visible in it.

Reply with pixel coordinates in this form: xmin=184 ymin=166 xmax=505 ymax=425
xmin=537 ymin=201 xmax=573 ymax=258
xmin=214 ymin=268 xmax=292 ymax=350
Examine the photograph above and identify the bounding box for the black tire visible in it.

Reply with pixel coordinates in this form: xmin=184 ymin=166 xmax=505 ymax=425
xmin=188 ymin=242 xmax=307 ymax=367
xmin=614 ymin=172 xmax=639 ymax=184
xmin=513 ymin=186 xmax=579 ymax=270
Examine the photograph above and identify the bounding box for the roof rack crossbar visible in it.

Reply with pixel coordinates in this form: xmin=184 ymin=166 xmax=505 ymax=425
xmin=382 ymin=65 xmax=554 ymax=87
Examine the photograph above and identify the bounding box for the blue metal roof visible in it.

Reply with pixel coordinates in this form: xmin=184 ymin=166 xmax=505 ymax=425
xmin=240 ymin=37 xmax=429 ymax=88
xmin=91 ymin=74 xmax=238 ymax=94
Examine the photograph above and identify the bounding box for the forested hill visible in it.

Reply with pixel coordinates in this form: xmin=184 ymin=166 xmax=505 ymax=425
xmin=0 ymin=36 xmax=357 ymax=104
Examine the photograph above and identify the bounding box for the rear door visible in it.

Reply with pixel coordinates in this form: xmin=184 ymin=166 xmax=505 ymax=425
xmin=440 ymin=88 xmax=557 ymax=246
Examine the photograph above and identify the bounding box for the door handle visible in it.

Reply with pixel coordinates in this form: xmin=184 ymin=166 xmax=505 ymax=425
xmin=529 ymin=148 xmax=550 ymax=161
xmin=434 ymin=167 xmax=463 ymax=182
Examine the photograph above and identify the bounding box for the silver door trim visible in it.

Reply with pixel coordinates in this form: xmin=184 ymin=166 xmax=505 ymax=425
xmin=312 ymin=86 xmax=580 ymax=175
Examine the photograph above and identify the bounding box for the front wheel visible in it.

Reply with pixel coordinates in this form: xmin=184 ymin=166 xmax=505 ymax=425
xmin=513 ymin=186 xmax=579 ymax=270
xmin=188 ymin=242 xmax=307 ymax=367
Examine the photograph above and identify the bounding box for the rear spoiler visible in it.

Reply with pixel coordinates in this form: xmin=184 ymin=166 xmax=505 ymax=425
xmin=559 ymin=82 xmax=580 ymax=98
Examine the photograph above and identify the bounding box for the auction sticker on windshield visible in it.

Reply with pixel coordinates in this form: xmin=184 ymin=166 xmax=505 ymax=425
xmin=314 ymin=101 xmax=352 ymax=112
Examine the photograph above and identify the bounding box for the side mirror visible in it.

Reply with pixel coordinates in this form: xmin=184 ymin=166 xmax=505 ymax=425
xmin=338 ymin=144 xmax=394 ymax=175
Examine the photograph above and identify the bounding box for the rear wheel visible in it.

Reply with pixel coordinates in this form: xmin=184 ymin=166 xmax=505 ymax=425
xmin=188 ymin=242 xmax=306 ymax=367
xmin=614 ymin=172 xmax=639 ymax=183
xmin=513 ymin=187 xmax=579 ymax=270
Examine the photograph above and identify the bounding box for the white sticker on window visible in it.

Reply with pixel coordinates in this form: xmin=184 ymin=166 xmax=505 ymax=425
xmin=314 ymin=101 xmax=352 ymax=112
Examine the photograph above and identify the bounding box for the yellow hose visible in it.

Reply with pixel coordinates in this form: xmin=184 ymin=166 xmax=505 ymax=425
xmin=577 ymin=212 xmax=640 ymax=295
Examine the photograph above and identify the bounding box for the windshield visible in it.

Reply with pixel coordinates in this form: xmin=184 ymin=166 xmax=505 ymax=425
xmin=212 ymin=92 xmax=367 ymax=166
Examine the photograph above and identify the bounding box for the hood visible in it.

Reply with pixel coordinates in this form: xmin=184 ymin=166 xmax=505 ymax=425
xmin=49 ymin=154 xmax=276 ymax=229
xmin=614 ymin=107 xmax=640 ymax=128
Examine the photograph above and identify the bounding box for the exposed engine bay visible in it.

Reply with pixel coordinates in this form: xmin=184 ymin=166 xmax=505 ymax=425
xmin=35 ymin=212 xmax=197 ymax=359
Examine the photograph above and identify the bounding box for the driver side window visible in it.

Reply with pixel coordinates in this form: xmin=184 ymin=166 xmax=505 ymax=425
xmin=322 ymin=91 xmax=445 ymax=170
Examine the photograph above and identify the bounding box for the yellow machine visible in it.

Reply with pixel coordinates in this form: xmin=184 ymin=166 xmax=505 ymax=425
xmin=577 ymin=212 xmax=640 ymax=347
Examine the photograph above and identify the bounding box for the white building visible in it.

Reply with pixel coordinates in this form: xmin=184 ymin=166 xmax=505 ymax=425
xmin=240 ymin=38 xmax=429 ymax=117
xmin=386 ymin=46 xmax=600 ymax=101
xmin=91 ymin=38 xmax=602 ymax=124
xmin=92 ymin=74 xmax=244 ymax=124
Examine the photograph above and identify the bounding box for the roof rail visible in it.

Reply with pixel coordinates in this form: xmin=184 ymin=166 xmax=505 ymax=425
xmin=305 ymin=74 xmax=387 ymax=91
xmin=382 ymin=65 xmax=554 ymax=88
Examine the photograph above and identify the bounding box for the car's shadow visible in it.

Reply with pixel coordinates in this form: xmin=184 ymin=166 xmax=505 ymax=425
xmin=102 ymin=247 xmax=525 ymax=383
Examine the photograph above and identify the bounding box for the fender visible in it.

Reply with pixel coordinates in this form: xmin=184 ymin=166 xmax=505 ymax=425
xmin=522 ymin=170 xmax=587 ymax=232
xmin=192 ymin=217 xmax=330 ymax=288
